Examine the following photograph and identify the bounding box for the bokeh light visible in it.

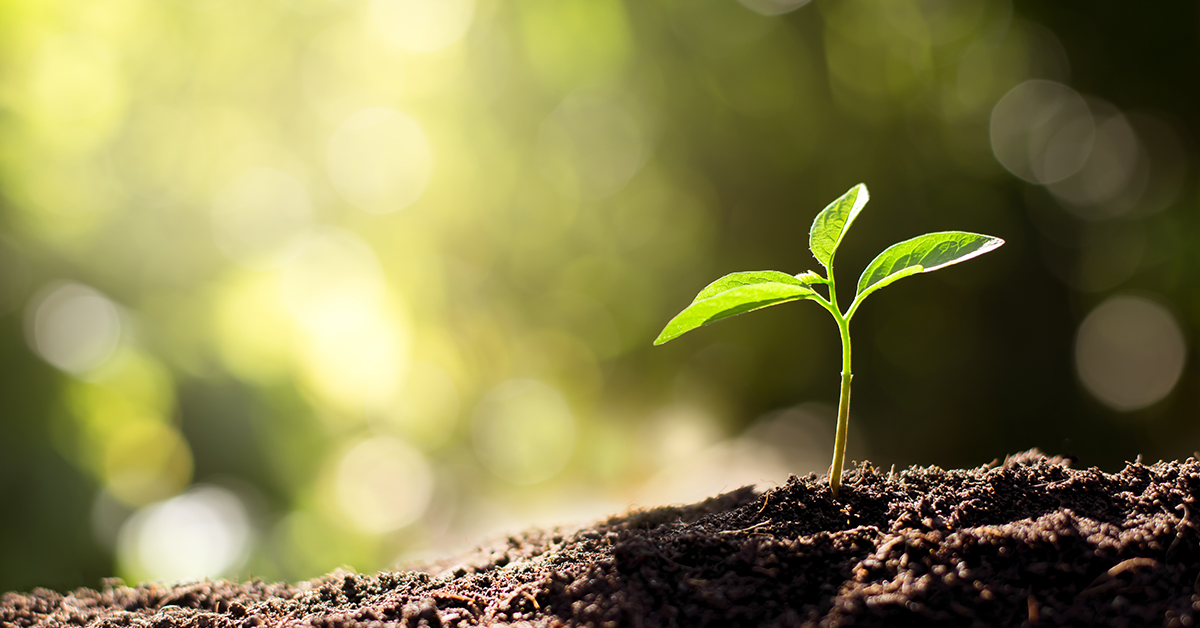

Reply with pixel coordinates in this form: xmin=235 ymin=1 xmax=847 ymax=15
xmin=517 ymin=0 xmax=632 ymax=90
xmin=384 ymin=361 xmax=461 ymax=449
xmin=24 ymin=35 xmax=126 ymax=151
xmin=26 ymin=282 xmax=122 ymax=375
xmin=211 ymin=167 xmax=314 ymax=268
xmin=2 ymin=0 xmax=1199 ymax=594
xmin=990 ymin=80 xmax=1094 ymax=185
xmin=332 ymin=436 xmax=434 ymax=534
xmin=116 ymin=485 xmax=251 ymax=583
xmin=212 ymin=271 xmax=294 ymax=383
xmin=1075 ymin=295 xmax=1187 ymax=412
xmin=102 ymin=420 xmax=194 ymax=506
xmin=637 ymin=404 xmax=860 ymax=507
xmin=645 ymin=403 xmax=722 ymax=469
xmin=537 ymin=90 xmax=645 ymax=200
xmin=1047 ymin=107 xmax=1144 ymax=219
xmin=369 ymin=0 xmax=476 ymax=54
xmin=281 ymin=229 xmax=409 ymax=413
xmin=327 ymin=108 xmax=433 ymax=214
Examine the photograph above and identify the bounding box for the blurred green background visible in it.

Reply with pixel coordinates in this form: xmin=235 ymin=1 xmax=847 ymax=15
xmin=1 ymin=0 xmax=1197 ymax=592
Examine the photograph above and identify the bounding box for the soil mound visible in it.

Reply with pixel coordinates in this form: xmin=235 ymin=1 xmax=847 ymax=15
xmin=5 ymin=451 xmax=1200 ymax=627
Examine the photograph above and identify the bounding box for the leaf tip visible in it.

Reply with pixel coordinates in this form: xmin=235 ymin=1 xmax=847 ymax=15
xmin=654 ymin=322 xmax=687 ymax=346
xmin=973 ymin=234 xmax=1005 ymax=258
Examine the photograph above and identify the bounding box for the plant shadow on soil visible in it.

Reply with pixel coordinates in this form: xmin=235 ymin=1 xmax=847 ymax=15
xmin=5 ymin=450 xmax=1200 ymax=627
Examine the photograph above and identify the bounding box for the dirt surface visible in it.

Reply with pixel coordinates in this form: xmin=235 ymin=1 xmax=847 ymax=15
xmin=6 ymin=451 xmax=1200 ymax=627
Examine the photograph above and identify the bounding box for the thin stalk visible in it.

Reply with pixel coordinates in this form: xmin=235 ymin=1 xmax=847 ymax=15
xmin=829 ymin=317 xmax=852 ymax=496
xmin=823 ymin=264 xmax=852 ymax=497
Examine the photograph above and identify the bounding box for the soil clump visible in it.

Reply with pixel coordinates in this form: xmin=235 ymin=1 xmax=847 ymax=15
xmin=5 ymin=451 xmax=1200 ymax=627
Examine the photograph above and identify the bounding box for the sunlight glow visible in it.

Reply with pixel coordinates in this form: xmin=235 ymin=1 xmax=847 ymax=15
xmin=327 ymin=108 xmax=432 ymax=214
xmin=386 ymin=362 xmax=461 ymax=449
xmin=118 ymin=485 xmax=251 ymax=583
xmin=636 ymin=404 xmax=846 ymax=507
xmin=297 ymin=317 xmax=408 ymax=414
xmin=212 ymin=272 xmax=294 ymax=383
xmin=24 ymin=34 xmax=127 ymax=150
xmin=369 ymin=0 xmax=476 ymax=54
xmin=211 ymin=168 xmax=314 ymax=267
xmin=282 ymin=229 xmax=388 ymax=334
xmin=472 ymin=380 xmax=575 ymax=485
xmin=333 ymin=436 xmax=434 ymax=534
xmin=537 ymin=91 xmax=644 ymax=200
xmin=282 ymin=229 xmax=408 ymax=411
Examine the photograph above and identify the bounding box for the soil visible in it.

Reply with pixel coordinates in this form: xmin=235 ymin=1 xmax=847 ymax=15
xmin=6 ymin=450 xmax=1200 ymax=628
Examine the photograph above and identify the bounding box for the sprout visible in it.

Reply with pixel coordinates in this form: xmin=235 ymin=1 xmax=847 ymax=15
xmin=654 ymin=184 xmax=1004 ymax=496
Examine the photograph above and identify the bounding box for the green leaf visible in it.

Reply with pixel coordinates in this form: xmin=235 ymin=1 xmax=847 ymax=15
xmin=692 ymin=270 xmax=819 ymax=301
xmin=809 ymin=183 xmax=869 ymax=271
xmin=854 ymin=231 xmax=1004 ymax=303
xmin=654 ymin=271 xmax=818 ymax=345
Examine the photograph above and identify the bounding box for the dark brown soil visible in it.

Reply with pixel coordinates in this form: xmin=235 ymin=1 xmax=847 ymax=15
xmin=6 ymin=451 xmax=1200 ymax=628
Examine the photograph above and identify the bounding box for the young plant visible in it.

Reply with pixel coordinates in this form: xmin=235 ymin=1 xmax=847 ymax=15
xmin=654 ymin=184 xmax=1003 ymax=497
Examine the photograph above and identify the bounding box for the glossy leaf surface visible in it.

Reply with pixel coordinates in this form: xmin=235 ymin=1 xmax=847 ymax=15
xmin=809 ymin=184 xmax=869 ymax=271
xmin=855 ymin=231 xmax=1004 ymax=302
xmin=654 ymin=272 xmax=818 ymax=345
xmin=693 ymin=270 xmax=820 ymax=301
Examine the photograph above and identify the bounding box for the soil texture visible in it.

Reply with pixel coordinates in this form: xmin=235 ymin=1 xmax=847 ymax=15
xmin=6 ymin=451 xmax=1200 ymax=627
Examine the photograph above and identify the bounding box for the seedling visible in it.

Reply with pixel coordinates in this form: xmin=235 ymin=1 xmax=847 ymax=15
xmin=654 ymin=184 xmax=1003 ymax=496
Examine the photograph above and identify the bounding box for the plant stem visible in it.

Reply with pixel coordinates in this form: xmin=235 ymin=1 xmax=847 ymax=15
xmin=830 ymin=316 xmax=852 ymax=497
xmin=822 ymin=266 xmax=853 ymax=497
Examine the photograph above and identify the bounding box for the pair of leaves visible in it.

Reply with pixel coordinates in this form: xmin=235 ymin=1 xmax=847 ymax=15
xmin=654 ymin=184 xmax=1003 ymax=345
